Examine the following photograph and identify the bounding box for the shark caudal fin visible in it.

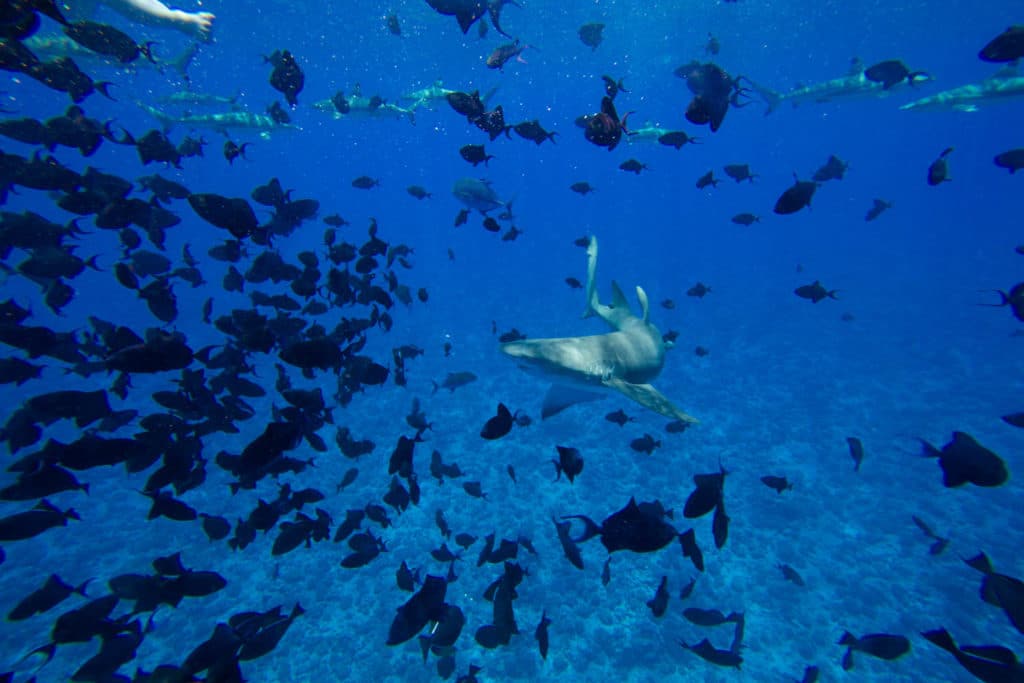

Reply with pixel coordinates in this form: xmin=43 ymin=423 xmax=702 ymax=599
xmin=581 ymin=237 xmax=641 ymax=329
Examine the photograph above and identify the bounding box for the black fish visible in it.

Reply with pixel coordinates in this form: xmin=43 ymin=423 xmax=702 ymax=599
xmin=847 ymin=436 xmax=864 ymax=471
xmin=922 ymin=627 xmax=1024 ymax=682
xmin=680 ymin=638 xmax=742 ymax=668
xmin=602 ymin=74 xmax=628 ymax=99
xmin=553 ymin=445 xmax=583 ymax=483
xmin=619 ymin=158 xmax=647 ymax=174
xmin=865 ymin=59 xmax=928 ymax=89
xmin=794 ymin=280 xmax=838 ymax=303
xmin=512 ymin=119 xmax=556 ymax=145
xmin=570 ymin=182 xmax=595 ymax=195
xmin=578 ymin=22 xmax=604 ymax=50
xmin=8 ymin=574 xmax=90 ymax=621
xmin=386 ymin=575 xmax=447 ymax=645
xmin=679 ymin=528 xmax=704 ymax=572
xmin=646 ymin=576 xmax=669 ymax=617
xmin=460 ymin=144 xmax=493 ymax=167
xmin=979 ymin=26 xmax=1024 ymax=62
xmin=838 ymin=631 xmax=911 ymax=670
xmin=200 ymin=513 xmax=231 ymax=541
xmin=64 ymin=20 xmax=153 ymax=63
xmin=564 ymin=498 xmax=678 ymax=554
xmin=605 ymin=409 xmax=634 ymax=426
xmin=462 ymin=481 xmax=486 ymax=499
xmin=712 ymin=501 xmax=729 ymax=549
xmin=812 ymin=154 xmax=849 ymax=182
xmin=684 ymin=466 xmax=727 ymax=518
xmin=553 ymin=518 xmax=583 ymax=570
xmin=723 ymin=163 xmax=757 ymax=183
xmin=864 ymin=198 xmax=893 ymax=222
xmin=679 ymin=576 xmax=697 ymax=600
xmin=964 ymin=552 xmax=1024 ymax=635
xmin=920 ymin=432 xmax=1008 ymax=488
xmin=779 ymin=564 xmax=805 ymax=587
xmin=534 ymin=610 xmax=551 ymax=659
xmin=910 ymin=515 xmax=950 ymax=556
xmin=774 ymin=175 xmax=818 ymax=214
xmin=480 ymin=403 xmax=513 ymax=439
xmin=994 ymin=148 xmax=1024 ymax=174
xmin=583 ymin=96 xmax=631 ymax=151
xmin=927 ymin=147 xmax=954 ymax=186
xmin=223 ymin=140 xmax=249 ymax=165
xmin=731 ymin=213 xmax=760 ymax=226
xmin=188 ymin=193 xmax=258 ymax=239
xmin=629 ymin=433 xmax=660 ymax=454
xmin=683 ymin=607 xmax=739 ymax=626
xmin=0 ymin=498 xmax=79 ymax=541
xmin=760 ymin=475 xmax=792 ymax=494
xmin=267 ymin=49 xmax=304 ymax=106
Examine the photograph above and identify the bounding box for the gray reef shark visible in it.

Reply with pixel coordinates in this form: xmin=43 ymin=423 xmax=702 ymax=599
xmin=313 ymin=84 xmax=416 ymax=123
xmin=452 ymin=177 xmax=510 ymax=214
xmin=23 ymin=34 xmax=198 ymax=80
xmin=749 ymin=58 xmax=932 ymax=114
xmin=136 ymin=102 xmax=298 ymax=138
xmin=900 ymin=65 xmax=1024 ymax=112
xmin=500 ymin=237 xmax=699 ymax=423
xmin=399 ymin=81 xmax=499 ymax=111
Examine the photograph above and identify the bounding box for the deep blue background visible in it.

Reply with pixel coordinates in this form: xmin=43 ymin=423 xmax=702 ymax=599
xmin=0 ymin=1 xmax=1022 ymax=681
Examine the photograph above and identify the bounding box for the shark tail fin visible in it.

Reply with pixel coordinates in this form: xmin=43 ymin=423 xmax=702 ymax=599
xmin=582 ymin=236 xmax=599 ymax=319
xmin=169 ymin=42 xmax=200 ymax=82
xmin=481 ymin=85 xmax=500 ymax=108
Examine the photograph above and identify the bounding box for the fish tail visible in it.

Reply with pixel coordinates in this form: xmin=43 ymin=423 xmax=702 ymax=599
xmin=963 ymin=552 xmax=992 ymax=574
xmin=919 ymin=439 xmax=942 ymax=458
xmin=921 ymin=628 xmax=957 ymax=654
xmin=837 ymin=631 xmax=857 ymax=646
xmin=977 ymin=290 xmax=1009 ymax=307
xmin=561 ymin=514 xmax=600 ymax=543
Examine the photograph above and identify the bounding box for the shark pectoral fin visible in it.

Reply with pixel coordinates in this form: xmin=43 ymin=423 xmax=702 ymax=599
xmin=604 ymin=378 xmax=699 ymax=424
xmin=541 ymin=384 xmax=606 ymax=419
xmin=952 ymin=104 xmax=978 ymax=113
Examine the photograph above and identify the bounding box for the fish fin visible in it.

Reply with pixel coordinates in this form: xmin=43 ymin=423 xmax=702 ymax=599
xmin=603 ymin=379 xmax=698 ymax=424
xmin=541 ymin=385 xmax=605 ymax=419
xmin=921 ymin=628 xmax=957 ymax=654
xmin=960 ymin=645 xmax=1019 ymax=665
xmin=636 ymin=285 xmax=650 ymax=323
xmin=964 ymin=552 xmax=992 ymax=574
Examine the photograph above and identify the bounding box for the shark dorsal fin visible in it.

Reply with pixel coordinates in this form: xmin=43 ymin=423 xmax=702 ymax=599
xmin=848 ymin=57 xmax=864 ymax=75
xmin=610 ymin=281 xmax=630 ymax=313
xmin=581 ymin=237 xmax=636 ymax=329
xmin=636 ymin=286 xmax=650 ymax=323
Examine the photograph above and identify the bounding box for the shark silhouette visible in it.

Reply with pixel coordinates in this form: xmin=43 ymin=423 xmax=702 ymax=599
xmin=500 ymin=237 xmax=698 ymax=423
xmin=748 ymin=58 xmax=932 ymax=114
xmin=900 ymin=65 xmax=1024 ymax=113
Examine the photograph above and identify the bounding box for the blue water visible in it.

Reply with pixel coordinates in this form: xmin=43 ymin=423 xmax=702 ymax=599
xmin=1 ymin=1 xmax=1022 ymax=681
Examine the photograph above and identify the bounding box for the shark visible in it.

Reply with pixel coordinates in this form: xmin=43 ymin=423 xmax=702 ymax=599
xmin=899 ymin=65 xmax=1024 ymax=112
xmin=500 ymin=237 xmax=699 ymax=423
xmin=136 ymin=102 xmax=298 ymax=138
xmin=452 ymin=177 xmax=510 ymax=214
xmin=749 ymin=58 xmax=932 ymax=114
xmin=312 ymin=84 xmax=416 ymax=124
xmin=23 ymin=34 xmax=199 ymax=80
xmin=399 ymin=81 xmax=499 ymax=111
